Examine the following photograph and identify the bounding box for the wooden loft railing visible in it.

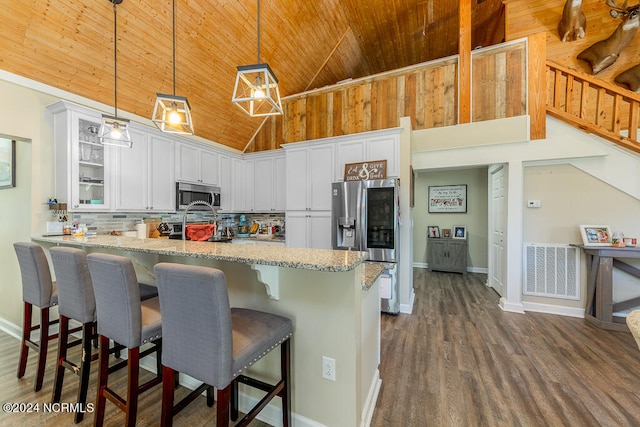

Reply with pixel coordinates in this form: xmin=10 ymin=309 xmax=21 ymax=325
xmin=546 ymin=60 xmax=640 ymax=155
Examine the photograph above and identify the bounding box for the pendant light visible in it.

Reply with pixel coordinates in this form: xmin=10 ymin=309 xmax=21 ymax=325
xmin=152 ymin=0 xmax=194 ymax=135
xmin=99 ymin=0 xmax=132 ymax=148
xmin=232 ymin=0 xmax=283 ymax=117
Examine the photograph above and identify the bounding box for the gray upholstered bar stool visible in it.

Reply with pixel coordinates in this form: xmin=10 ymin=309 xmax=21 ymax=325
xmin=49 ymin=246 xmax=99 ymax=423
xmin=87 ymin=253 xmax=163 ymax=427
xmin=154 ymin=263 xmax=293 ymax=427
xmin=13 ymin=242 xmax=60 ymax=392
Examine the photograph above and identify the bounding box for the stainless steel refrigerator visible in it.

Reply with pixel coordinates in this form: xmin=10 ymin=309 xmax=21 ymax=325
xmin=331 ymin=179 xmax=400 ymax=314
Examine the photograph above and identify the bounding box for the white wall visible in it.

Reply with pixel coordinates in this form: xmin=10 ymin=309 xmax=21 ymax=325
xmin=0 ymin=79 xmax=57 ymax=332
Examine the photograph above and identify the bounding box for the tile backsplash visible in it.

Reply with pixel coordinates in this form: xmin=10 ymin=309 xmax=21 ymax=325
xmin=67 ymin=211 xmax=285 ymax=236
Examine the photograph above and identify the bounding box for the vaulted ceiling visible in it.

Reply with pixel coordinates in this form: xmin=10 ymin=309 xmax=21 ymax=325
xmin=0 ymin=0 xmax=504 ymax=151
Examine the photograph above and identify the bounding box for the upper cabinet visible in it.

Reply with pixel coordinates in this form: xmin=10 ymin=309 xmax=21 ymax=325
xmin=48 ymin=101 xmax=111 ymax=211
xmin=334 ymin=129 xmax=401 ymax=181
xmin=176 ymin=142 xmax=219 ymax=185
xmin=114 ymin=127 xmax=175 ymax=212
xmin=285 ymin=143 xmax=335 ymax=211
xmin=243 ymin=150 xmax=286 ymax=212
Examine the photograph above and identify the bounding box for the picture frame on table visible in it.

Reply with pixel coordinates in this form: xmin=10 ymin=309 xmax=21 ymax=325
xmin=452 ymin=225 xmax=467 ymax=240
xmin=428 ymin=226 xmax=440 ymax=238
xmin=442 ymin=228 xmax=451 ymax=238
xmin=579 ymin=225 xmax=612 ymax=247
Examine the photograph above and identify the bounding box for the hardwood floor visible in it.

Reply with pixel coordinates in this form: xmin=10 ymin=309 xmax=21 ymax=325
xmin=370 ymin=269 xmax=640 ymax=426
xmin=2 ymin=269 xmax=640 ymax=426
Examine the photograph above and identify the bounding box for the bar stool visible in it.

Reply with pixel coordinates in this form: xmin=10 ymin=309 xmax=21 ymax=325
xmin=87 ymin=253 xmax=163 ymax=427
xmin=13 ymin=242 xmax=60 ymax=392
xmin=49 ymin=246 xmax=99 ymax=423
xmin=154 ymin=263 xmax=293 ymax=427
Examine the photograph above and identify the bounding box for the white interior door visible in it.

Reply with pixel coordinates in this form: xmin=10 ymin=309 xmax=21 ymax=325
xmin=489 ymin=166 xmax=506 ymax=297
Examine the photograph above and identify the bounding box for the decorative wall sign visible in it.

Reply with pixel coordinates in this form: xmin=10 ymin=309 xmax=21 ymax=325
xmin=0 ymin=139 xmax=16 ymax=189
xmin=428 ymin=184 xmax=467 ymax=213
xmin=344 ymin=160 xmax=387 ymax=181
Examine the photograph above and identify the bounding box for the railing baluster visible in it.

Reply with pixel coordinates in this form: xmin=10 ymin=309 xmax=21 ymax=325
xmin=546 ymin=60 xmax=640 ymax=154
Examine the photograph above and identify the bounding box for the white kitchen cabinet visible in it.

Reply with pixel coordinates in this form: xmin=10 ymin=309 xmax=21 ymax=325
xmin=334 ymin=129 xmax=400 ymax=181
xmin=274 ymin=155 xmax=286 ymax=211
xmin=285 ymin=143 xmax=334 ymax=211
xmin=218 ymin=153 xmax=243 ymax=211
xmin=114 ymin=128 xmax=175 ymax=212
xmin=176 ymin=141 xmax=219 ymax=185
xmin=243 ymin=151 xmax=286 ymax=212
xmin=243 ymin=159 xmax=255 ymax=211
xmin=232 ymin=158 xmax=244 ymax=210
xmin=48 ymin=101 xmax=111 ymax=211
xmin=286 ymin=211 xmax=332 ymax=249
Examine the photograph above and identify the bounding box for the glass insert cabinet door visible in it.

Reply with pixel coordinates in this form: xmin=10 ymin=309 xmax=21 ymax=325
xmin=74 ymin=116 xmax=107 ymax=209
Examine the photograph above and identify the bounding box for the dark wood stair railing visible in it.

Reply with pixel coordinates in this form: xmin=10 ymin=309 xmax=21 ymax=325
xmin=546 ymin=60 xmax=640 ymax=155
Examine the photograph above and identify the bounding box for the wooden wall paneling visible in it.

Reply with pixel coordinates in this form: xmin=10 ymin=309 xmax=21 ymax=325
xmin=527 ymin=32 xmax=547 ymax=140
xmin=404 ymin=73 xmax=418 ymax=129
xmin=333 ymin=91 xmax=344 ymax=137
xmin=396 ymin=76 xmax=406 ymax=124
xmin=443 ymin=63 xmax=459 ymax=126
xmin=459 ymin=0 xmax=472 ymax=124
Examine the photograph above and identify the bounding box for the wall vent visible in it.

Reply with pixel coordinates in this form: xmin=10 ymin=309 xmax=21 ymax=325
xmin=523 ymin=244 xmax=579 ymax=300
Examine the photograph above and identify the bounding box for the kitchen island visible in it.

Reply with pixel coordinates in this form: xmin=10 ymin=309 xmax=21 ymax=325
xmin=33 ymin=235 xmax=383 ymax=427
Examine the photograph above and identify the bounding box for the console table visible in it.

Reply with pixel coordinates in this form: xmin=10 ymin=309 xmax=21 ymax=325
xmin=579 ymin=245 xmax=640 ymax=332
xmin=427 ymin=237 xmax=468 ymax=274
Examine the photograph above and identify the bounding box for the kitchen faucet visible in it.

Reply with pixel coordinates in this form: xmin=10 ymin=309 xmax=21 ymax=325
xmin=182 ymin=200 xmax=217 ymax=240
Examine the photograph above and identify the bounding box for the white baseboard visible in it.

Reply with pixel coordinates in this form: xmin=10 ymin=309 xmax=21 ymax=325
xmin=399 ymin=288 xmax=415 ymax=314
xmin=499 ymin=297 xmax=525 ymax=314
xmin=360 ymin=369 xmax=381 ymax=427
xmin=522 ymin=301 xmax=585 ymax=318
xmin=412 ymin=263 xmax=487 ymax=274
xmin=0 ymin=317 xmax=22 ymax=340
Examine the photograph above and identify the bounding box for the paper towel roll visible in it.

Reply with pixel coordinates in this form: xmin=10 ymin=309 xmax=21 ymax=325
xmin=136 ymin=223 xmax=147 ymax=239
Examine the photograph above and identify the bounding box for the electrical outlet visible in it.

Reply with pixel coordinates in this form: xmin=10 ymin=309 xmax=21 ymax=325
xmin=322 ymin=356 xmax=336 ymax=381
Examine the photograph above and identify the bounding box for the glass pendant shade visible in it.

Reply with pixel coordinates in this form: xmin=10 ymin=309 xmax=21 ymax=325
xmin=232 ymin=63 xmax=283 ymax=116
xmin=152 ymin=93 xmax=194 ymax=134
xmin=99 ymin=114 xmax=132 ymax=148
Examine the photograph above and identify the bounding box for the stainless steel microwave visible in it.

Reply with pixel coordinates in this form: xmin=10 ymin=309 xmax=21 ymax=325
xmin=176 ymin=181 xmax=221 ymax=210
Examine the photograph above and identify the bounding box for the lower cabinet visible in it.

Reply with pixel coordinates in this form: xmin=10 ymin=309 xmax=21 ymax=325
xmin=427 ymin=238 xmax=468 ymax=274
xmin=286 ymin=211 xmax=331 ymax=249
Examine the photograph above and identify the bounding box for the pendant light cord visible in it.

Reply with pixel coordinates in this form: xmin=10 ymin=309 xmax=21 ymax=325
xmin=257 ymin=0 xmax=261 ymax=64
xmin=172 ymin=0 xmax=176 ymax=96
xmin=113 ymin=1 xmax=118 ymax=116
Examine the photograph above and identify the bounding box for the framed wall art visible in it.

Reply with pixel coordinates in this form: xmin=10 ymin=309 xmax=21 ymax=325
xmin=452 ymin=225 xmax=467 ymax=240
xmin=428 ymin=184 xmax=467 ymax=213
xmin=442 ymin=228 xmax=451 ymax=238
xmin=579 ymin=225 xmax=611 ymax=247
xmin=0 ymin=139 xmax=16 ymax=189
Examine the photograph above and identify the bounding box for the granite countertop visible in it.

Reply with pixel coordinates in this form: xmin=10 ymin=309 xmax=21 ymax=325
xmin=361 ymin=262 xmax=385 ymax=290
xmin=33 ymin=235 xmax=367 ymax=273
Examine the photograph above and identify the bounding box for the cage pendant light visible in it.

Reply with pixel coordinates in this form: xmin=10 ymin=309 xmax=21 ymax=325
xmin=152 ymin=0 xmax=194 ymax=135
xmin=232 ymin=0 xmax=283 ymax=116
xmin=99 ymin=0 xmax=132 ymax=148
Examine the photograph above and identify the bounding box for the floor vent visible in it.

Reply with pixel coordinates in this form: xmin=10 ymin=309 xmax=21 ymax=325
xmin=523 ymin=244 xmax=579 ymax=300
